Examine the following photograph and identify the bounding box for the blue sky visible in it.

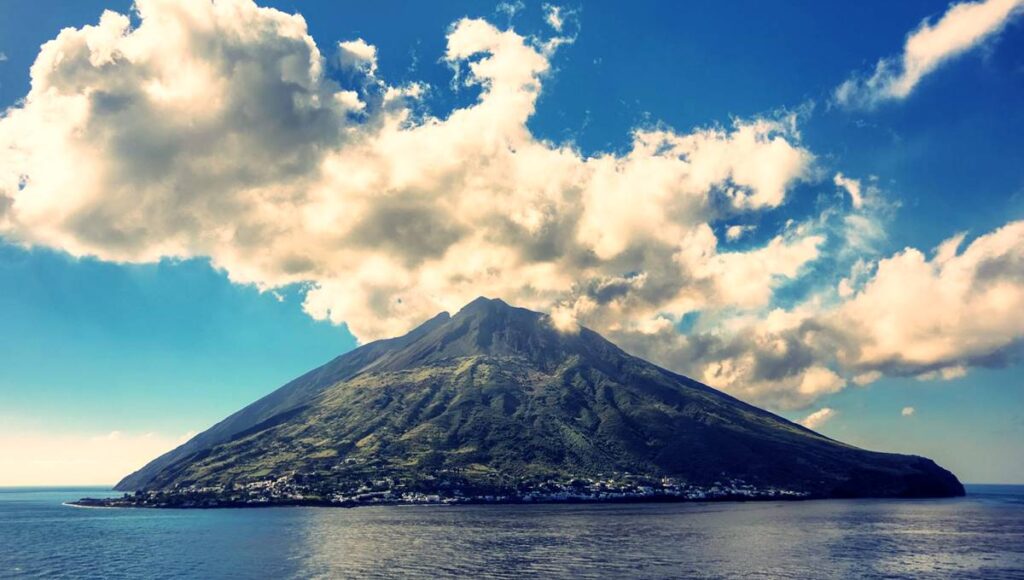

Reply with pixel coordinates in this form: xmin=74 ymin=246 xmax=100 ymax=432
xmin=0 ymin=0 xmax=1022 ymax=484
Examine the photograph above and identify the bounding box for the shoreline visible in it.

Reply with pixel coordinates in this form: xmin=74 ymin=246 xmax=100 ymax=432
xmin=62 ymin=501 xmax=123 ymax=509
xmin=67 ymin=495 xmax=811 ymax=510
xmin=66 ymin=491 xmax=968 ymax=511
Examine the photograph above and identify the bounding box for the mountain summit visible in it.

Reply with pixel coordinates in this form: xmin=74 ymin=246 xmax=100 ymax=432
xmin=115 ymin=297 xmax=963 ymax=503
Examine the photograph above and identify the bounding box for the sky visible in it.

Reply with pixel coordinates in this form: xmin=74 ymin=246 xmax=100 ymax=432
xmin=0 ymin=0 xmax=1021 ymax=485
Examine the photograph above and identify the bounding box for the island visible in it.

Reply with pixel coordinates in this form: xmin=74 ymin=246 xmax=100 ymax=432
xmin=77 ymin=298 xmax=964 ymax=509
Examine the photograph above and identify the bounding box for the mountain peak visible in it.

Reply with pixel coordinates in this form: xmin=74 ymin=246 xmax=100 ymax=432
xmin=463 ymin=295 xmax=506 ymax=308
xmin=454 ymin=296 xmax=520 ymax=319
xmin=375 ymin=296 xmax=564 ymax=369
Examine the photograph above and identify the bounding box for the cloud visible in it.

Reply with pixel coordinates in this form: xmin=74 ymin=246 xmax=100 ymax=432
xmin=830 ymin=222 xmax=1024 ymax=376
xmin=902 ymin=406 xmax=916 ymax=417
xmin=835 ymin=0 xmax=1024 ymax=109
xmin=799 ymin=407 xmax=836 ymax=430
xmin=834 ymin=172 xmax=863 ymax=209
xmin=2 ymin=0 xmax=1020 ymax=413
xmin=336 ymin=38 xmax=378 ymax=74
xmin=0 ymin=52 xmax=7 ymax=62
xmin=853 ymin=370 xmax=882 ymax=386
xmin=725 ymin=224 xmax=756 ymax=241
xmin=495 ymin=1 xmax=525 ymax=21
xmin=0 ymin=0 xmax=816 ymax=345
xmin=544 ymin=5 xmax=565 ymax=32
xmin=608 ymin=305 xmax=848 ymax=410
xmin=916 ymin=365 xmax=968 ymax=381
xmin=610 ymin=220 xmax=1024 ymax=409
xmin=0 ymin=430 xmax=194 ymax=486
xmin=771 ymin=220 xmax=1024 ymax=397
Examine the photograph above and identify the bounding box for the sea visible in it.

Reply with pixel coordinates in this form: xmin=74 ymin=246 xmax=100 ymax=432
xmin=1 ymin=485 xmax=1022 ymax=579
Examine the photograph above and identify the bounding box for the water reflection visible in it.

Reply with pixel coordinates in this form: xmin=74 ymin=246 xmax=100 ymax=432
xmin=289 ymin=495 xmax=1024 ymax=578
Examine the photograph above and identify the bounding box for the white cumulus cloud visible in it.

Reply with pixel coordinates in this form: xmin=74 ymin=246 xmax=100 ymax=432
xmin=831 ymin=222 xmax=1024 ymax=375
xmin=0 ymin=0 xmax=817 ymax=345
xmin=902 ymin=406 xmax=916 ymax=417
xmin=336 ymin=38 xmax=378 ymax=73
xmin=799 ymin=407 xmax=836 ymax=430
xmin=613 ymin=220 xmax=1024 ymax=409
xmin=725 ymin=224 xmax=756 ymax=241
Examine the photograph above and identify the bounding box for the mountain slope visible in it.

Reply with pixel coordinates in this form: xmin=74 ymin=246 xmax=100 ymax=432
xmin=116 ymin=297 xmax=963 ymax=499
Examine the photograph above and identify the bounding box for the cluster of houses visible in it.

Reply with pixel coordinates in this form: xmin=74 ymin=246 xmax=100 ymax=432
xmin=85 ymin=473 xmax=809 ymax=508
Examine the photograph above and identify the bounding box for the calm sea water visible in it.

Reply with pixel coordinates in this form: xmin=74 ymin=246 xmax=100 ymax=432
xmin=1 ymin=485 xmax=1022 ymax=579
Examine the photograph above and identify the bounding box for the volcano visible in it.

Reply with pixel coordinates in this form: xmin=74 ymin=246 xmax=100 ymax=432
xmin=114 ymin=297 xmax=963 ymax=503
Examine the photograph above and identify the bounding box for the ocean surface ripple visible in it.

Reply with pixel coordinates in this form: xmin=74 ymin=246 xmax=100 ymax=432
xmin=1 ymin=485 xmax=1022 ymax=579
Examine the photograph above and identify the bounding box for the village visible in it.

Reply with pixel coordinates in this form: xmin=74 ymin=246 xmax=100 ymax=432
xmin=75 ymin=473 xmax=811 ymax=509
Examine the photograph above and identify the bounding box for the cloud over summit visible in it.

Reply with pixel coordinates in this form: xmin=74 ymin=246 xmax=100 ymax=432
xmin=0 ymin=0 xmax=815 ymax=338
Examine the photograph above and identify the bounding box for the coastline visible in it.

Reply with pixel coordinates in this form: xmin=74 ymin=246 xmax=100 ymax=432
xmin=68 ymin=494 xmax=813 ymax=510
xmin=70 ymin=467 xmax=968 ymax=510
xmin=62 ymin=501 xmax=123 ymax=509
xmin=67 ymin=491 xmax=972 ymax=511
xmin=59 ymin=481 xmax=999 ymax=511
xmin=73 ymin=477 xmax=820 ymax=509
